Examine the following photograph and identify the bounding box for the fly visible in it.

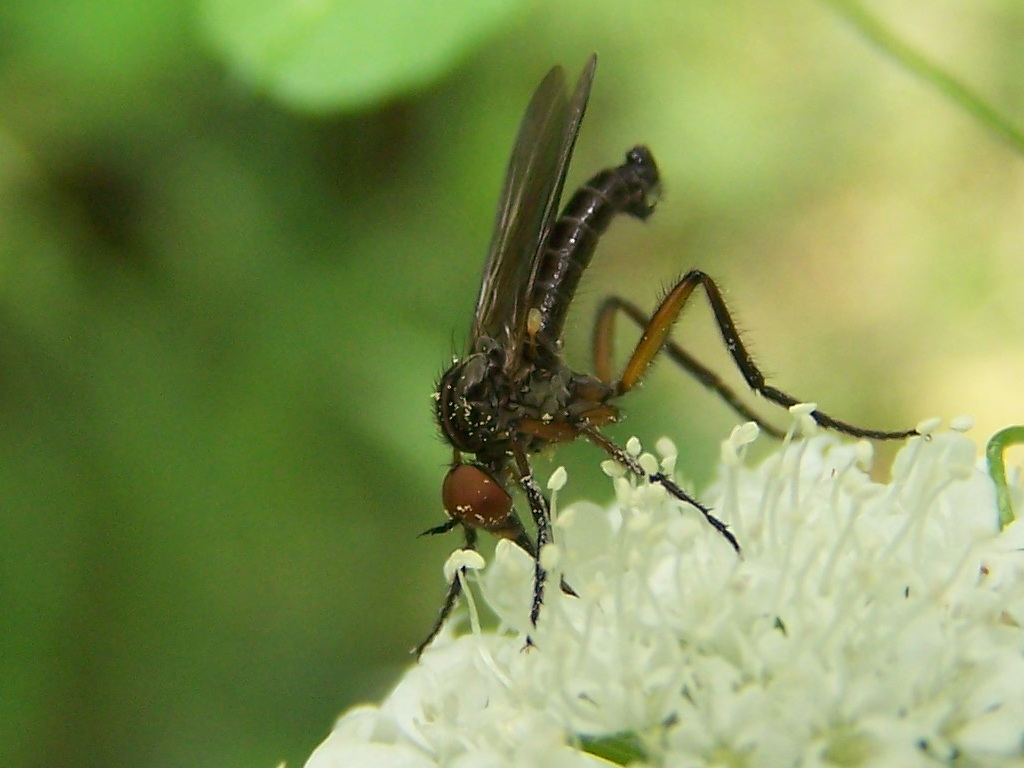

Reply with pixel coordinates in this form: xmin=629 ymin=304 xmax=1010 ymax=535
xmin=415 ymin=55 xmax=916 ymax=657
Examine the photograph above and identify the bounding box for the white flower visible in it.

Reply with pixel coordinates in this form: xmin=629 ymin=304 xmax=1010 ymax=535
xmin=306 ymin=425 xmax=1024 ymax=768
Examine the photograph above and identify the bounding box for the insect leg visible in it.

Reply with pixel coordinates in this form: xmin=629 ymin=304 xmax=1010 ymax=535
xmin=594 ymin=296 xmax=784 ymax=437
xmin=581 ymin=424 xmax=740 ymax=553
xmin=510 ymin=442 xmax=553 ymax=632
xmin=608 ymin=270 xmax=917 ymax=441
xmin=413 ymin=526 xmax=478 ymax=658
xmin=419 ymin=518 xmax=459 ymax=537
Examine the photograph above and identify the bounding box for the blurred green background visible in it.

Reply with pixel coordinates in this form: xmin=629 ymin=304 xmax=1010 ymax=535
xmin=2 ymin=1 xmax=1023 ymax=766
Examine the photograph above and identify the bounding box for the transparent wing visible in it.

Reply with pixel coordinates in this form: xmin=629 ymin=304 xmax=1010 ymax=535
xmin=470 ymin=55 xmax=597 ymax=366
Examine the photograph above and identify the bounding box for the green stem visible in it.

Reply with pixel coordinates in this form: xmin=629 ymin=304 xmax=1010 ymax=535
xmin=985 ymin=426 xmax=1024 ymax=529
xmin=823 ymin=0 xmax=1024 ymax=155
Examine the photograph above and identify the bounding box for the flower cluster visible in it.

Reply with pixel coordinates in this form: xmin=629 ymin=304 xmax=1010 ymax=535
xmin=307 ymin=420 xmax=1024 ymax=767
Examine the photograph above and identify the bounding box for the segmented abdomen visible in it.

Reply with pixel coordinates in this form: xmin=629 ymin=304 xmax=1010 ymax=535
xmin=528 ymin=146 xmax=660 ymax=351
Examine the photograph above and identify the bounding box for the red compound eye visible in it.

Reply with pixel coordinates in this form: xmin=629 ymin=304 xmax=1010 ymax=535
xmin=442 ymin=464 xmax=513 ymax=534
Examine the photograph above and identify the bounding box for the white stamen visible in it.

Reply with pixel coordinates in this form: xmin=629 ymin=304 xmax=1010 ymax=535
xmin=855 ymin=439 xmax=874 ymax=471
xmin=539 ymin=543 xmax=561 ymax=571
xmin=788 ymin=402 xmax=819 ymax=436
xmin=722 ymin=421 xmax=759 ymax=466
xmin=547 ymin=466 xmax=568 ymax=491
xmin=655 ymin=436 xmax=677 ymax=461
xmin=442 ymin=549 xmax=485 ymax=584
xmin=638 ymin=452 xmax=659 ymax=475
xmin=601 ymin=459 xmax=626 ymax=478
xmin=950 ymin=414 xmax=975 ymax=432
xmin=789 ymin=401 xmax=817 ymax=418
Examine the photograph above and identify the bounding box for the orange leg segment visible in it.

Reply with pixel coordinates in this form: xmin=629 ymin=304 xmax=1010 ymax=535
xmin=594 ymin=269 xmax=917 ymax=441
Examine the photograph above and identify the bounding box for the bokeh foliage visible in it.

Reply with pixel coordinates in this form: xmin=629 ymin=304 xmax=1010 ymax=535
xmin=2 ymin=1 xmax=1023 ymax=766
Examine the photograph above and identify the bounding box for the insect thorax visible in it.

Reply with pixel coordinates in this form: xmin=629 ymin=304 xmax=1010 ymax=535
xmin=436 ymin=346 xmax=511 ymax=456
xmin=436 ymin=339 xmax=616 ymax=462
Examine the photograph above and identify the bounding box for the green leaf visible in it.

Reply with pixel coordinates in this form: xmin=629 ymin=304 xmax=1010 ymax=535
xmin=200 ymin=0 xmax=525 ymax=112
xmin=579 ymin=731 xmax=648 ymax=765
xmin=0 ymin=0 xmax=190 ymax=85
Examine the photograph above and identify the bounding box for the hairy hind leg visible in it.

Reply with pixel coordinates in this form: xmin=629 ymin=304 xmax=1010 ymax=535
xmin=594 ymin=270 xmax=917 ymax=440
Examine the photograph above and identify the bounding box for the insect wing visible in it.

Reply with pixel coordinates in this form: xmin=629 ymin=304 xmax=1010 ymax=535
xmin=470 ymin=56 xmax=597 ymax=364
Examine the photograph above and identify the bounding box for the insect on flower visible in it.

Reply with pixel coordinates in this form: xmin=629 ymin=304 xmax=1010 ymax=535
xmin=415 ymin=54 xmax=917 ymax=657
